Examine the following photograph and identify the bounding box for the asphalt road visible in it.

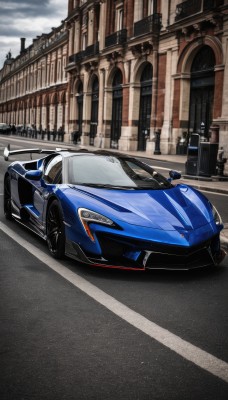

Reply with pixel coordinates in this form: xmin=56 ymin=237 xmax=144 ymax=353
xmin=0 ymin=137 xmax=228 ymax=400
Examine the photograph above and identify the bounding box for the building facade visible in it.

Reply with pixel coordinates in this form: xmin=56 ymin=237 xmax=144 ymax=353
xmin=0 ymin=23 xmax=68 ymax=137
xmin=0 ymin=0 xmax=228 ymax=157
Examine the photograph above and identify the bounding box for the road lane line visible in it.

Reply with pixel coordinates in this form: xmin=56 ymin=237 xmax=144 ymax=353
xmin=1 ymin=220 xmax=228 ymax=383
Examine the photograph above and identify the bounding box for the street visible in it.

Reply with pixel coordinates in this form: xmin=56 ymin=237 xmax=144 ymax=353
xmin=0 ymin=136 xmax=228 ymax=400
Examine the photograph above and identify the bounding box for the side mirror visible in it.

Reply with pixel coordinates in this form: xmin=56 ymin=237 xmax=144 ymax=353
xmin=168 ymin=170 xmax=181 ymax=181
xmin=25 ymin=170 xmax=42 ymax=181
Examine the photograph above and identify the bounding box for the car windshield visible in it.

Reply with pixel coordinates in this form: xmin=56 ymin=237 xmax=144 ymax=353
xmin=68 ymin=154 xmax=172 ymax=190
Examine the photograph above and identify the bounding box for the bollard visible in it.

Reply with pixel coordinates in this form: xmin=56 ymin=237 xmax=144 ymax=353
xmin=154 ymin=130 xmax=161 ymax=155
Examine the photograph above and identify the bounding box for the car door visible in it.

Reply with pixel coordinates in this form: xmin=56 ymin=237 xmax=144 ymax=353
xmin=20 ymin=155 xmax=63 ymax=235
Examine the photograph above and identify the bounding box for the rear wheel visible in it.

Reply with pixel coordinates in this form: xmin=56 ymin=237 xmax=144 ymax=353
xmin=46 ymin=200 xmax=65 ymax=258
xmin=4 ymin=175 xmax=12 ymax=220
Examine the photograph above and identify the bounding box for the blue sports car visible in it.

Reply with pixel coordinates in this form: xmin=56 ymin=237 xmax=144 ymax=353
xmin=3 ymin=146 xmax=225 ymax=270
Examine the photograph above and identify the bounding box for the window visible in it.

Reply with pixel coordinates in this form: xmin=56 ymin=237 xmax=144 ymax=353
xmin=116 ymin=8 xmax=123 ymax=31
xmin=50 ymin=63 xmax=54 ymax=84
xmin=68 ymin=155 xmax=171 ymax=189
xmin=43 ymin=155 xmax=62 ymax=184
xmin=148 ymin=0 xmax=154 ymax=15
xmin=38 ymin=69 xmax=41 ymax=88
xmin=41 ymin=63 xmax=46 ymax=87
xmin=63 ymin=57 xmax=67 ymax=80
xmin=57 ymin=59 xmax=61 ymax=81
xmin=82 ymin=33 xmax=87 ymax=50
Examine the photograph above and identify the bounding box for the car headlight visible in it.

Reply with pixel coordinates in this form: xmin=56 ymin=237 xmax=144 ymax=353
xmin=78 ymin=208 xmax=114 ymax=241
xmin=211 ymin=204 xmax=222 ymax=225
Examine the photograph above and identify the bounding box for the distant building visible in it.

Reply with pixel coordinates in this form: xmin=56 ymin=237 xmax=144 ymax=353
xmin=0 ymin=23 xmax=68 ymax=136
xmin=0 ymin=0 xmax=228 ymax=157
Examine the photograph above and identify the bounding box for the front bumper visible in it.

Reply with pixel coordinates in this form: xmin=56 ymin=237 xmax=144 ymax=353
xmin=65 ymin=233 xmax=223 ymax=270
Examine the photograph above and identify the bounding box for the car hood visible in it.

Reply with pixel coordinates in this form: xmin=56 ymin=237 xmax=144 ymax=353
xmin=70 ymin=184 xmax=213 ymax=231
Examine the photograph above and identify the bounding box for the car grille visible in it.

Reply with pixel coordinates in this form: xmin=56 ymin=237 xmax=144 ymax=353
xmin=143 ymin=247 xmax=213 ymax=270
xmin=96 ymin=233 xmax=219 ymax=270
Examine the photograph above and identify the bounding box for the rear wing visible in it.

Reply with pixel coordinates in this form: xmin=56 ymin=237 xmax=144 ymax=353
xmin=3 ymin=144 xmax=67 ymax=161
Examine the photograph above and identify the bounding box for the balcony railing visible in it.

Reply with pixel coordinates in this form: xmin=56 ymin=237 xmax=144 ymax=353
xmin=134 ymin=13 xmax=162 ymax=37
xmin=175 ymin=0 xmax=224 ymax=21
xmin=105 ymin=29 xmax=127 ymax=48
xmin=69 ymin=50 xmax=85 ymax=64
xmin=204 ymin=0 xmax=224 ymax=10
xmin=68 ymin=41 xmax=99 ymax=64
xmin=84 ymin=42 xmax=99 ymax=58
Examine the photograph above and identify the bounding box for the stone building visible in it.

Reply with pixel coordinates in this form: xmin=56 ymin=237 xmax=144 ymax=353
xmin=0 ymin=0 xmax=228 ymax=157
xmin=0 ymin=23 xmax=68 ymax=136
xmin=66 ymin=0 xmax=228 ymax=156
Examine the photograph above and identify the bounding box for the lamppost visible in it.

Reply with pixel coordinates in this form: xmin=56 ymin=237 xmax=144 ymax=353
xmin=200 ymin=122 xmax=206 ymax=141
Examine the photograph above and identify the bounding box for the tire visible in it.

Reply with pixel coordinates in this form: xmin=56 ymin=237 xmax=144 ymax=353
xmin=4 ymin=175 xmax=12 ymax=220
xmin=46 ymin=200 xmax=65 ymax=259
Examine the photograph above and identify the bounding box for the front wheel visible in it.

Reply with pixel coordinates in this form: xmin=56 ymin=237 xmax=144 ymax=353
xmin=46 ymin=200 xmax=65 ymax=259
xmin=4 ymin=175 xmax=12 ymax=220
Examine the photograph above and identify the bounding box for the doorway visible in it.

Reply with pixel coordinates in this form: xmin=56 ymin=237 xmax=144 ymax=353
xmin=110 ymin=69 xmax=123 ymax=149
xmin=138 ymin=63 xmax=152 ymax=151
xmin=189 ymin=46 xmax=215 ymax=138
xmin=90 ymin=77 xmax=99 ymax=145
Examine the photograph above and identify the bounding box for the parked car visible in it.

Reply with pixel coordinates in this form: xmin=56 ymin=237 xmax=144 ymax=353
xmin=3 ymin=147 xmax=225 ymax=270
xmin=0 ymin=123 xmax=11 ymax=134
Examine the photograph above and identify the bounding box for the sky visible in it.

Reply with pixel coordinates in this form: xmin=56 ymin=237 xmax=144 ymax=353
xmin=0 ymin=0 xmax=68 ymax=68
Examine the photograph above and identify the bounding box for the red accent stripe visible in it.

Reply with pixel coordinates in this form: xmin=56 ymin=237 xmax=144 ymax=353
xmin=89 ymin=263 xmax=145 ymax=271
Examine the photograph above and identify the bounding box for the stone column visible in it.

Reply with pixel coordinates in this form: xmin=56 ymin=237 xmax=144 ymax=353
xmin=99 ymin=1 xmax=107 ymax=51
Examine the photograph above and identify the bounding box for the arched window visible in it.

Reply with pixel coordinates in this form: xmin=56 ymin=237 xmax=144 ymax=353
xmin=111 ymin=69 xmax=123 ymax=149
xmin=189 ymin=46 xmax=215 ymax=137
xmin=90 ymin=77 xmax=99 ymax=145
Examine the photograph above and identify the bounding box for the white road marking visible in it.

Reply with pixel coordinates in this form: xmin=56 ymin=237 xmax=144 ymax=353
xmin=1 ymin=220 xmax=228 ymax=383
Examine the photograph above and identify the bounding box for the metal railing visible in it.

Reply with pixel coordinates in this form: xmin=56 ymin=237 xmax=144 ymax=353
xmin=69 ymin=41 xmax=99 ymax=64
xmin=84 ymin=41 xmax=99 ymax=58
xmin=69 ymin=50 xmax=85 ymax=64
xmin=105 ymin=29 xmax=127 ymax=48
xmin=134 ymin=13 xmax=162 ymax=37
xmin=175 ymin=0 xmax=224 ymax=21
xmin=204 ymin=0 xmax=224 ymax=10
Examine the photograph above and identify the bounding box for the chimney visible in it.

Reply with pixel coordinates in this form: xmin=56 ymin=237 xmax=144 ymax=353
xmin=20 ymin=38 xmax=26 ymax=54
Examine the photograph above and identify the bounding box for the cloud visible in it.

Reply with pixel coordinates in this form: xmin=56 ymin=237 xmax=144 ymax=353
xmin=0 ymin=0 xmax=68 ymax=68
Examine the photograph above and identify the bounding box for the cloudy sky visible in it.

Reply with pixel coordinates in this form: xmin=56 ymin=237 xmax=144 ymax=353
xmin=0 ymin=0 xmax=68 ymax=68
